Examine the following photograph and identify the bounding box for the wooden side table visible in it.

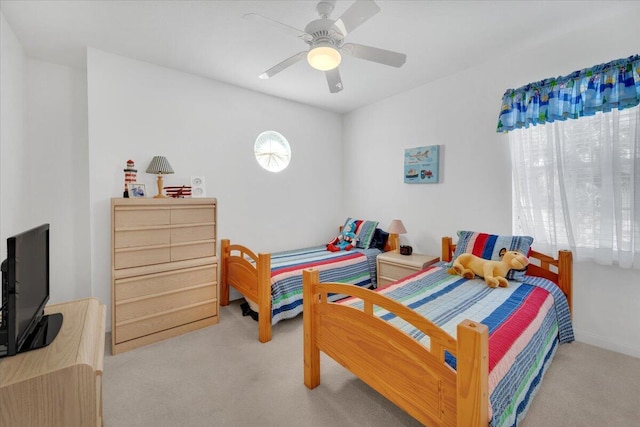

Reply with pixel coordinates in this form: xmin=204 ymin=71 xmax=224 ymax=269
xmin=377 ymin=251 xmax=439 ymax=287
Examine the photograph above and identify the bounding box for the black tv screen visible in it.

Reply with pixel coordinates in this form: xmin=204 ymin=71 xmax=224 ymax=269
xmin=13 ymin=224 xmax=50 ymax=349
xmin=1 ymin=223 xmax=62 ymax=357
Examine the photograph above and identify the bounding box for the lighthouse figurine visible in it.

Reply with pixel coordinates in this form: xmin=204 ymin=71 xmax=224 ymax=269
xmin=123 ymin=159 xmax=137 ymax=198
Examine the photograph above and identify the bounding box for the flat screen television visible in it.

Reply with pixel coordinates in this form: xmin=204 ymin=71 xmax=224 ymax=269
xmin=0 ymin=223 xmax=62 ymax=358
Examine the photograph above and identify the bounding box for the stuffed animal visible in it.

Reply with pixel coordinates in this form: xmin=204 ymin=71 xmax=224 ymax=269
xmin=447 ymin=250 xmax=529 ymax=288
xmin=327 ymin=221 xmax=358 ymax=252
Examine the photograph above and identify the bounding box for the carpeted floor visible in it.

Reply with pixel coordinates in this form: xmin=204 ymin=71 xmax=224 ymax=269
xmin=103 ymin=301 xmax=640 ymax=426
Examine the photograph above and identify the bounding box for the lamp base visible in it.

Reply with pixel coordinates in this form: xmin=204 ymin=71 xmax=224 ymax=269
xmin=390 ymin=234 xmax=400 ymax=253
xmin=155 ymin=174 xmax=166 ymax=198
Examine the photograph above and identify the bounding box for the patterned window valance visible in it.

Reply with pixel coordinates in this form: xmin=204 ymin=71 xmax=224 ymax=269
xmin=497 ymin=55 xmax=640 ymax=133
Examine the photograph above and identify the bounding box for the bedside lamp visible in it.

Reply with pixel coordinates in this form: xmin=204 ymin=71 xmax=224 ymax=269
xmin=387 ymin=219 xmax=407 ymax=253
xmin=146 ymin=156 xmax=174 ymax=198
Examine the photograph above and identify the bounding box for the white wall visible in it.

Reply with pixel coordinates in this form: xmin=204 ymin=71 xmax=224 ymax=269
xmin=343 ymin=65 xmax=512 ymax=251
xmin=343 ymin=9 xmax=640 ymax=358
xmin=24 ymin=58 xmax=91 ymax=304
xmin=86 ymin=48 xmax=344 ymax=326
xmin=0 ymin=12 xmax=28 ymax=256
xmin=1 ymin=13 xmax=91 ymax=304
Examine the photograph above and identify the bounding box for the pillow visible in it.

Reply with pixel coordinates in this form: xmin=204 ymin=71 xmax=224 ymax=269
xmin=355 ymin=220 xmax=379 ymax=249
xmin=342 ymin=218 xmax=379 ymax=250
xmin=369 ymin=228 xmax=389 ymax=251
xmin=451 ymin=230 xmax=533 ymax=281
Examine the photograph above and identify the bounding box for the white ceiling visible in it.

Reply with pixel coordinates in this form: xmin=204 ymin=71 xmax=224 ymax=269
xmin=1 ymin=0 xmax=638 ymax=113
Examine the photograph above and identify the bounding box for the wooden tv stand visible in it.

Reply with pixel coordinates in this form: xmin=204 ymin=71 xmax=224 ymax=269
xmin=0 ymin=298 xmax=106 ymax=427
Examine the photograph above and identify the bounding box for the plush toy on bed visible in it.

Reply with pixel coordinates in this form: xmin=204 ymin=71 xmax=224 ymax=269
xmin=447 ymin=250 xmax=529 ymax=288
xmin=327 ymin=220 xmax=358 ymax=252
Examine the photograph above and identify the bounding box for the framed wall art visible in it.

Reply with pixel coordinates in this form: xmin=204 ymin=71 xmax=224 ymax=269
xmin=404 ymin=145 xmax=439 ymax=184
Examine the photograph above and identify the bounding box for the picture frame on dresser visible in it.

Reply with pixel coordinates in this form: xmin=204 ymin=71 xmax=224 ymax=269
xmin=127 ymin=183 xmax=146 ymax=198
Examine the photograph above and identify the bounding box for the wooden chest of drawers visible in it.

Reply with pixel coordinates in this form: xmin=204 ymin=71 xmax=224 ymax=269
xmin=111 ymin=198 xmax=218 ymax=354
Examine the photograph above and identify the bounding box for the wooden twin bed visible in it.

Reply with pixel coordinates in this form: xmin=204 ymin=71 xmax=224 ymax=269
xmin=302 ymin=237 xmax=573 ymax=427
xmin=220 ymin=236 xmax=395 ymax=343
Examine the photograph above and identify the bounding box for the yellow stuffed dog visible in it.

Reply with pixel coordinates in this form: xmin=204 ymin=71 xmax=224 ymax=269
xmin=447 ymin=250 xmax=529 ymax=288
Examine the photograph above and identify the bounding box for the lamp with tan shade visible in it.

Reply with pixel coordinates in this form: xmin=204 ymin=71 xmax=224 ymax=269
xmin=387 ymin=219 xmax=407 ymax=253
xmin=146 ymin=156 xmax=174 ymax=198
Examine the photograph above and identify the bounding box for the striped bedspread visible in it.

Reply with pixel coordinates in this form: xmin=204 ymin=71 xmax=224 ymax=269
xmin=341 ymin=263 xmax=574 ymax=427
xmin=270 ymin=246 xmax=380 ymax=325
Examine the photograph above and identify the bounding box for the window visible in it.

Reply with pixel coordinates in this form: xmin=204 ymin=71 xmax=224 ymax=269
xmin=254 ymin=131 xmax=291 ymax=172
xmin=510 ymin=106 xmax=639 ymax=268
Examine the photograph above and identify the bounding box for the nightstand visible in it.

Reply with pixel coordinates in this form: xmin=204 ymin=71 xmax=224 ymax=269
xmin=376 ymin=252 xmax=439 ymax=287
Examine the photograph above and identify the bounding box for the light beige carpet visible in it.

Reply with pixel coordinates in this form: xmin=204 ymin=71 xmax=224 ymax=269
xmin=103 ymin=301 xmax=640 ymax=426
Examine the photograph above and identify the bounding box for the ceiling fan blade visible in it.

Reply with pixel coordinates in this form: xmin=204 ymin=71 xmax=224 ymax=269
xmin=325 ymin=68 xmax=343 ymax=93
xmin=259 ymin=51 xmax=307 ymax=79
xmin=244 ymin=13 xmax=312 ymax=42
xmin=332 ymin=0 xmax=380 ymax=37
xmin=341 ymin=43 xmax=406 ymax=67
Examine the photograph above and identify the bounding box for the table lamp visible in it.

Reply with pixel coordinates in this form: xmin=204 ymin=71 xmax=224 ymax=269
xmin=146 ymin=156 xmax=174 ymax=198
xmin=387 ymin=219 xmax=407 ymax=253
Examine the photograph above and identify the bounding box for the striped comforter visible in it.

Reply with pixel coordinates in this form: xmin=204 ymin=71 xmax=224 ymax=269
xmin=270 ymin=246 xmax=381 ymax=325
xmin=342 ymin=263 xmax=574 ymax=427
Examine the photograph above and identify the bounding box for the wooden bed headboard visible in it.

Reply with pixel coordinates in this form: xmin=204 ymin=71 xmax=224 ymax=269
xmin=441 ymin=236 xmax=573 ymax=315
xmin=441 ymin=236 xmax=456 ymax=262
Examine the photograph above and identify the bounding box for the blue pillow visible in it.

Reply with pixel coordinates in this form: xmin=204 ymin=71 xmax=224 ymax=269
xmin=355 ymin=220 xmax=379 ymax=249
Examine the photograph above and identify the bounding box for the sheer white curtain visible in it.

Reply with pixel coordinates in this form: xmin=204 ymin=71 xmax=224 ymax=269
xmin=510 ymin=106 xmax=640 ymax=268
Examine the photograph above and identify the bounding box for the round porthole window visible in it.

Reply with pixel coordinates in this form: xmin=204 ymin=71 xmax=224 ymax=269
xmin=254 ymin=131 xmax=291 ymax=172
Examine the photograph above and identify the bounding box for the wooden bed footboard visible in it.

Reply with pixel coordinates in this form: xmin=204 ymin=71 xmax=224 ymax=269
xmin=302 ymin=269 xmax=488 ymax=427
xmin=220 ymin=239 xmax=272 ymax=342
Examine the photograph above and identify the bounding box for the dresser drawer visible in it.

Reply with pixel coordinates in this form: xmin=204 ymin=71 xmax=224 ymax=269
xmin=379 ymin=262 xmax=419 ymax=281
xmin=171 ymin=241 xmax=216 ymax=262
xmin=377 ymin=277 xmax=394 ymax=287
xmin=114 ymin=246 xmax=171 ymax=269
xmin=114 ymin=301 xmax=217 ymax=344
xmin=171 ymin=207 xmax=215 ymax=224
xmin=114 ymin=265 xmax=217 ymax=301
xmin=114 ymin=228 xmax=170 ymax=249
xmin=115 ymin=209 xmax=170 ymax=228
xmin=171 ymin=224 xmax=215 ymax=244
xmin=115 ymin=284 xmax=217 ymax=323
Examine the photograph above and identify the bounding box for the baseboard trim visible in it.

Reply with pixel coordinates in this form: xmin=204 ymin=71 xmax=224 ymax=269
xmin=574 ymin=329 xmax=640 ymax=359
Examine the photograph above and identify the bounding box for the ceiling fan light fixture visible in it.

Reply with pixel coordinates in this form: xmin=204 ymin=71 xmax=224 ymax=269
xmin=307 ymin=46 xmax=341 ymax=71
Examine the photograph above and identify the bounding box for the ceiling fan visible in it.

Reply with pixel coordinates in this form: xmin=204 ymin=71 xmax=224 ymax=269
xmin=245 ymin=0 xmax=407 ymax=93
